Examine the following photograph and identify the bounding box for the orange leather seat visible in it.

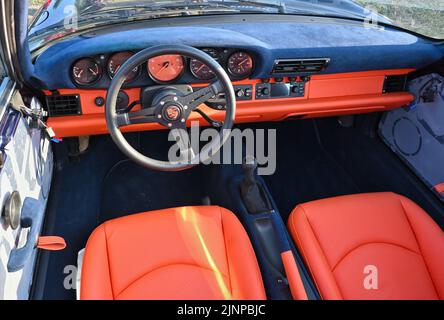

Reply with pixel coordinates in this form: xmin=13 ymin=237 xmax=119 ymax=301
xmin=288 ymin=192 xmax=444 ymax=300
xmin=80 ymin=206 xmax=266 ymax=300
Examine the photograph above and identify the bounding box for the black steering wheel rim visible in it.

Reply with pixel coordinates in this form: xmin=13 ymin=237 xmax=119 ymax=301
xmin=105 ymin=44 xmax=236 ymax=171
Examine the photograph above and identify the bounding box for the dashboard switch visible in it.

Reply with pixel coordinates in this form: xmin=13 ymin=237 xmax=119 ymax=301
xmin=233 ymin=85 xmax=253 ymax=101
xmin=256 ymin=80 xmax=307 ymax=99
xmin=236 ymin=89 xmax=245 ymax=98
xmin=256 ymin=83 xmax=271 ymax=99
xmin=116 ymin=91 xmax=129 ymax=112
xmin=94 ymin=96 xmax=105 ymax=107
xmin=290 ymin=82 xmax=306 ymax=97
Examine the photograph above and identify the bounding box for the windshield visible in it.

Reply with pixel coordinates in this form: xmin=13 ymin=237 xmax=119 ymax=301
xmin=28 ymin=0 xmax=444 ymax=49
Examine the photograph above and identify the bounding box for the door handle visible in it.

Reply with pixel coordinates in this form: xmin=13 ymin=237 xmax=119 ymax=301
xmin=7 ymin=198 xmax=44 ymax=273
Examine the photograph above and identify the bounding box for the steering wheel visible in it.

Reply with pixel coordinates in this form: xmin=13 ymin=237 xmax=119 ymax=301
xmin=105 ymin=45 xmax=236 ymax=171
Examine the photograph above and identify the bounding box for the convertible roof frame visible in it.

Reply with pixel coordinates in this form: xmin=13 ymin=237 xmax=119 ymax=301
xmin=0 ymin=0 xmax=35 ymax=88
xmin=0 ymin=0 xmax=20 ymax=84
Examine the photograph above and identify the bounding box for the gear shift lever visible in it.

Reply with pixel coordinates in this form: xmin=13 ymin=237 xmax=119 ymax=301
xmin=240 ymin=156 xmax=273 ymax=214
xmin=242 ymin=155 xmax=258 ymax=187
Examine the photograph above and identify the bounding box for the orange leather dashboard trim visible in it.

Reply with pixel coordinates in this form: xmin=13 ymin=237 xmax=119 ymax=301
xmin=45 ymin=69 xmax=415 ymax=137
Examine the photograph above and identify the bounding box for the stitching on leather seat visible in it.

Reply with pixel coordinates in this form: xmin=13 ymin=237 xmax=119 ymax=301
xmin=103 ymin=223 xmax=115 ymax=299
xmin=331 ymin=241 xmax=422 ymax=272
xmin=290 ymin=207 xmax=316 ymax=287
xmin=398 ymin=196 xmax=440 ymax=299
xmin=290 ymin=205 xmax=338 ymax=299
xmin=219 ymin=207 xmax=233 ymax=297
xmin=116 ymin=263 xmax=230 ymax=298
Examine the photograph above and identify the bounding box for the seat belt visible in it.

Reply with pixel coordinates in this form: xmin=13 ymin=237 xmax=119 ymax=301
xmin=281 ymin=250 xmax=308 ymax=300
xmin=270 ymin=217 xmax=308 ymax=300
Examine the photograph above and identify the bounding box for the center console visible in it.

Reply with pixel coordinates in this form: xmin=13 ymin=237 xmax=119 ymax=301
xmin=227 ymin=156 xmax=319 ymax=300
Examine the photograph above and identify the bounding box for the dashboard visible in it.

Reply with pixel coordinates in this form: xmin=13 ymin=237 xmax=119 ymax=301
xmin=33 ymin=14 xmax=444 ymax=138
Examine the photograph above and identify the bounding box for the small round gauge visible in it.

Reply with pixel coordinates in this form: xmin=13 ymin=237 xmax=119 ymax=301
xmin=72 ymin=58 xmax=101 ymax=85
xmin=107 ymin=51 xmax=140 ymax=82
xmin=227 ymin=51 xmax=253 ymax=79
xmin=147 ymin=54 xmax=185 ymax=83
xmin=190 ymin=48 xmax=219 ymax=81
xmin=190 ymin=59 xmax=215 ymax=81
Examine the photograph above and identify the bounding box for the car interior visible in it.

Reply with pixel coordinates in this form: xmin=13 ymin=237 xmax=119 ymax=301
xmin=0 ymin=0 xmax=444 ymax=301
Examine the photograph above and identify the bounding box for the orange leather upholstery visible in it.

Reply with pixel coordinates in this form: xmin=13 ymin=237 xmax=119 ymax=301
xmin=80 ymin=206 xmax=266 ymax=300
xmin=288 ymin=192 xmax=444 ymax=300
xmin=281 ymin=250 xmax=308 ymax=300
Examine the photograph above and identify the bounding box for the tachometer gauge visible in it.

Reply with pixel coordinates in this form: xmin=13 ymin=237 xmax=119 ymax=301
xmin=227 ymin=51 xmax=253 ymax=79
xmin=72 ymin=58 xmax=101 ymax=85
xmin=147 ymin=54 xmax=185 ymax=83
xmin=108 ymin=51 xmax=140 ymax=82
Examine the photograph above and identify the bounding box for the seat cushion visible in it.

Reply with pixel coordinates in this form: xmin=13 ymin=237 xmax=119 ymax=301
xmin=80 ymin=206 xmax=266 ymax=300
xmin=288 ymin=192 xmax=444 ymax=300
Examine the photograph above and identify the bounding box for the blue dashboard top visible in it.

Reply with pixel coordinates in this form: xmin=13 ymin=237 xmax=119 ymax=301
xmin=33 ymin=15 xmax=444 ymax=90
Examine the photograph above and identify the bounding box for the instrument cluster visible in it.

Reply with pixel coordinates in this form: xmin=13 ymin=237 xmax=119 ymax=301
xmin=71 ymin=48 xmax=255 ymax=87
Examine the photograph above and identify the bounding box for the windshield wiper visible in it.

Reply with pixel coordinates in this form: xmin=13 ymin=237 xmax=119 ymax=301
xmin=78 ymin=1 xmax=237 ymax=16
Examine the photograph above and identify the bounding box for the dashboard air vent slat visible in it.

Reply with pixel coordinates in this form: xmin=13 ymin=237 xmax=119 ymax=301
xmin=272 ymin=58 xmax=330 ymax=74
xmin=46 ymin=94 xmax=81 ymax=116
xmin=383 ymin=75 xmax=408 ymax=93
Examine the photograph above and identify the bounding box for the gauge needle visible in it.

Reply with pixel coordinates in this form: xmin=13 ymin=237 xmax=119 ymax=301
xmin=89 ymin=68 xmax=98 ymax=76
xmin=77 ymin=69 xmax=84 ymax=77
xmin=156 ymin=61 xmax=170 ymax=75
xmin=239 ymin=59 xmax=249 ymax=66
xmin=196 ymin=64 xmax=205 ymax=73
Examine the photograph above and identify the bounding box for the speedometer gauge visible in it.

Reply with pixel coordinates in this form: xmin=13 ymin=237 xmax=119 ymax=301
xmin=72 ymin=58 xmax=101 ymax=86
xmin=107 ymin=51 xmax=140 ymax=82
xmin=148 ymin=55 xmax=185 ymax=83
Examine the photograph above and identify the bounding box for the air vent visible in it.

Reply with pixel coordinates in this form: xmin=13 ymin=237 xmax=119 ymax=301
xmin=383 ymin=75 xmax=408 ymax=93
xmin=46 ymin=94 xmax=81 ymax=116
xmin=272 ymin=58 xmax=330 ymax=74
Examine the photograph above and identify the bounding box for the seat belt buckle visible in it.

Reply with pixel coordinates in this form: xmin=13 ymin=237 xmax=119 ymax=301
xmin=37 ymin=236 xmax=66 ymax=251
